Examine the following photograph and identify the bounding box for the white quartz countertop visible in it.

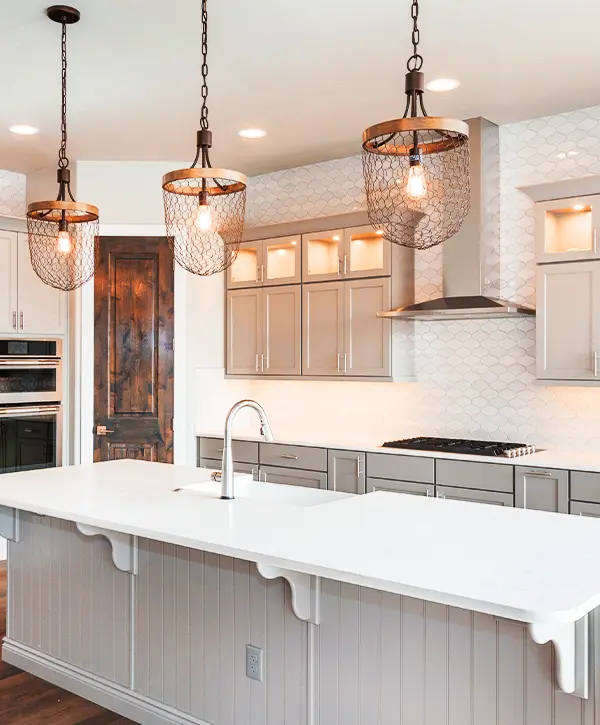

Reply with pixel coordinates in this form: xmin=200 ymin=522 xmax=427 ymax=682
xmin=2 ymin=460 xmax=600 ymax=627
xmin=198 ymin=429 xmax=600 ymax=472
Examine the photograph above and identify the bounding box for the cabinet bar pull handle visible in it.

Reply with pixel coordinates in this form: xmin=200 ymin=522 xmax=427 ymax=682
xmin=343 ymin=352 xmax=348 ymax=374
xmin=337 ymin=257 xmax=342 ymax=276
xmin=256 ymin=265 xmax=260 ymax=283
xmin=343 ymin=254 xmax=348 ymax=276
xmin=216 ymin=448 xmax=224 ymax=453
xmin=19 ymin=311 xmax=23 ymax=330
xmin=12 ymin=311 xmax=16 ymax=330
xmin=523 ymin=470 xmax=553 ymax=477
xmin=261 ymin=353 xmax=265 ymax=373
xmin=261 ymin=264 xmax=265 ymax=284
xmin=594 ymin=350 xmax=598 ymax=377
xmin=255 ymin=353 xmax=259 ymax=372
xmin=280 ymin=454 xmax=298 ymax=460
xmin=336 ymin=353 xmax=340 ymax=373
xmin=594 ymin=229 xmax=598 ymax=255
xmin=356 ymin=456 xmax=361 ymax=479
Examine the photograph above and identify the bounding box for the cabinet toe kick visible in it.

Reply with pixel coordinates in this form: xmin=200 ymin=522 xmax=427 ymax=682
xmin=256 ymin=562 xmax=321 ymax=624
xmin=529 ymin=616 xmax=589 ymax=698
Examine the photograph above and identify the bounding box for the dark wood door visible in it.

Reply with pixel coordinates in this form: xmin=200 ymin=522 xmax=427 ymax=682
xmin=94 ymin=237 xmax=174 ymax=462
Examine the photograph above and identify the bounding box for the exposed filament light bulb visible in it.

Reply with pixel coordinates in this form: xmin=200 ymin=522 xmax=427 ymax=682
xmin=406 ymin=162 xmax=428 ymax=200
xmin=57 ymin=229 xmax=71 ymax=255
xmin=195 ymin=202 xmax=213 ymax=232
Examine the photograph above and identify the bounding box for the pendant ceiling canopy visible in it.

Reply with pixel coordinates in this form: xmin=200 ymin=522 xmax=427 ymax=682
xmin=162 ymin=0 xmax=247 ymax=277
xmin=361 ymin=0 xmax=471 ymax=250
xmin=26 ymin=5 xmax=99 ymax=292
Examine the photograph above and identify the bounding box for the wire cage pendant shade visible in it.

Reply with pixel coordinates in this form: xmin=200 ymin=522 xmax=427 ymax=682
xmin=361 ymin=0 xmax=470 ymax=250
xmin=162 ymin=0 xmax=247 ymax=276
xmin=26 ymin=6 xmax=99 ymax=292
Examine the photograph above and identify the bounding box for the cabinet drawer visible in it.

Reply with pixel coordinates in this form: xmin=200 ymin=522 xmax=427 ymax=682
xmin=260 ymin=443 xmax=327 ymax=472
xmin=16 ymin=420 xmax=52 ymax=440
xmin=260 ymin=465 xmax=327 ymax=489
xmin=437 ymin=485 xmax=514 ymax=507
xmin=570 ymin=500 xmax=600 ymax=518
xmin=570 ymin=471 xmax=600 ymax=503
xmin=435 ymin=459 xmax=513 ymax=493
xmin=367 ymin=453 xmax=434 ymax=484
xmin=199 ymin=458 xmax=257 ymax=477
xmin=366 ymin=477 xmax=434 ymax=497
xmin=198 ymin=437 xmax=259 ymax=464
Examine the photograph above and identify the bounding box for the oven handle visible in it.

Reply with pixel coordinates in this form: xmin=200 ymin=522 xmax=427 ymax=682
xmin=0 ymin=405 xmax=62 ymax=418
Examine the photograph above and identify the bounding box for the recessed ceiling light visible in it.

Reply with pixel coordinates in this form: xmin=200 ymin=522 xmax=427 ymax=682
xmin=238 ymin=128 xmax=267 ymax=139
xmin=9 ymin=124 xmax=39 ymax=136
xmin=572 ymin=204 xmax=585 ymax=211
xmin=425 ymin=78 xmax=460 ymax=92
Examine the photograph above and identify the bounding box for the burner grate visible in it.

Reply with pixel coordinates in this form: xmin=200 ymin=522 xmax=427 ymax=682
xmin=382 ymin=437 xmax=535 ymax=458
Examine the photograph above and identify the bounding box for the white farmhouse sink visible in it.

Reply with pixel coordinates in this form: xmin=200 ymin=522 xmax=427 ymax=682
xmin=181 ymin=477 xmax=350 ymax=507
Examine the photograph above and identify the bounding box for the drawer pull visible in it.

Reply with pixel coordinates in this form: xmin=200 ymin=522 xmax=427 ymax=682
xmin=524 ymin=470 xmax=553 ymax=477
xmin=216 ymin=448 xmax=224 ymax=453
xmin=280 ymin=454 xmax=298 ymax=460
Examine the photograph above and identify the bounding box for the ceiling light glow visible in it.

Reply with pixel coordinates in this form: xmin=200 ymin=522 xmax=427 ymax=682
xmin=10 ymin=124 xmax=39 ymax=136
xmin=238 ymin=128 xmax=267 ymax=139
xmin=425 ymin=78 xmax=460 ymax=92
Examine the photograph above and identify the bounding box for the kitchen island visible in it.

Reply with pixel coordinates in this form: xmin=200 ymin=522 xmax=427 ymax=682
xmin=0 ymin=460 xmax=599 ymax=725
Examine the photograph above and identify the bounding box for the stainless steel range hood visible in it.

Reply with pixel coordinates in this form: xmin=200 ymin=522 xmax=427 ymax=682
xmin=379 ymin=117 xmax=535 ymax=320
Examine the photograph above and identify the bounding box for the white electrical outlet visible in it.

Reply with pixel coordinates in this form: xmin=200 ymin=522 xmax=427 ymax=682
xmin=246 ymin=644 xmax=264 ymax=682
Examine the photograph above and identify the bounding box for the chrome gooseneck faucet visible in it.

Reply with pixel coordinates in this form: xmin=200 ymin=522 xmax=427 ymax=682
xmin=221 ymin=400 xmax=274 ymax=499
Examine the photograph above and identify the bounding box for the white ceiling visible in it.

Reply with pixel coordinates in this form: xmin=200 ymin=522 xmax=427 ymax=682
xmin=2 ymin=0 xmax=600 ymax=176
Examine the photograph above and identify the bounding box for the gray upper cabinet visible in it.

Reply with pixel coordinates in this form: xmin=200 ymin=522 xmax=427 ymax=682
xmin=302 ymin=229 xmax=345 ymax=282
xmin=302 ymin=281 xmax=344 ymax=376
xmin=226 ymin=288 xmax=262 ymax=375
xmin=366 ymin=477 xmax=434 ymax=497
xmin=436 ymin=485 xmax=514 ymax=507
xmin=536 ymin=195 xmax=600 ymax=264
xmin=227 ymin=236 xmax=301 ymax=289
xmin=344 ymin=277 xmax=391 ymax=377
xmin=0 ymin=230 xmax=17 ymax=334
xmin=514 ymin=467 xmax=569 ymax=513
xmin=536 ymin=261 xmax=600 ymax=381
xmin=263 ymin=285 xmax=301 ymax=375
xmin=328 ymin=449 xmax=366 ymax=494
xmin=343 ymin=226 xmax=391 ymax=279
xmin=227 ymin=285 xmax=301 ymax=376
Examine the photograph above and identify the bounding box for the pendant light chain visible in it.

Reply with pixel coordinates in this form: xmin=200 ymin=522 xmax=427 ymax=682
xmin=407 ymin=0 xmax=423 ymax=72
xmin=199 ymin=0 xmax=209 ymax=131
xmin=58 ymin=20 xmax=69 ymax=170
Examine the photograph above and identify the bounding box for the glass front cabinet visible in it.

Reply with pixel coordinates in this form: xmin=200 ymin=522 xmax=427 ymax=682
xmin=227 ymin=235 xmax=301 ymax=288
xmin=536 ymin=194 xmax=600 ymax=263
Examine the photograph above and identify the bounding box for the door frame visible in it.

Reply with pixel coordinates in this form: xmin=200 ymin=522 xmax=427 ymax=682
xmin=75 ymin=224 xmax=189 ymax=465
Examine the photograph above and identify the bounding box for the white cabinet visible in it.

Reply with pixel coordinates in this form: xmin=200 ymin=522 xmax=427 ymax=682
xmin=0 ymin=231 xmax=67 ymax=336
xmin=536 ymin=194 xmax=600 ymax=263
xmin=536 ymin=261 xmax=600 ymax=380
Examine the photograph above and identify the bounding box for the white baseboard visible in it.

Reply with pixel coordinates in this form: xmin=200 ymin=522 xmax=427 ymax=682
xmin=2 ymin=639 xmax=209 ymax=725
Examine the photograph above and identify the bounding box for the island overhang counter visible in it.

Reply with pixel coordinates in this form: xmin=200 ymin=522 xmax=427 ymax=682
xmin=0 ymin=459 xmax=598 ymax=725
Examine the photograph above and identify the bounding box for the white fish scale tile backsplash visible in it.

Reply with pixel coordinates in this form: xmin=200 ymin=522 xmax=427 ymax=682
xmin=223 ymin=106 xmax=600 ymax=450
xmin=0 ymin=170 xmax=26 ymax=217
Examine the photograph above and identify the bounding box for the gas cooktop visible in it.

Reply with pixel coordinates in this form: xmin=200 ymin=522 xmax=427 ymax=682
xmin=381 ymin=436 xmax=536 ymax=458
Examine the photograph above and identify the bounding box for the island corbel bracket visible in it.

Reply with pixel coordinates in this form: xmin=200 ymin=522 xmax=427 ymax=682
xmin=76 ymin=523 xmax=138 ymax=575
xmin=529 ymin=616 xmax=589 ymax=698
xmin=0 ymin=506 xmax=20 ymax=543
xmin=256 ymin=563 xmax=321 ymax=625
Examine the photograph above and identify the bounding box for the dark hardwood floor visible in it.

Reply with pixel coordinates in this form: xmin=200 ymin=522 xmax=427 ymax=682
xmin=0 ymin=563 xmax=135 ymax=724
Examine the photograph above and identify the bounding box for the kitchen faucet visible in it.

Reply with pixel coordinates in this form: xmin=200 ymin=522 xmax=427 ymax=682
xmin=221 ymin=400 xmax=274 ymax=499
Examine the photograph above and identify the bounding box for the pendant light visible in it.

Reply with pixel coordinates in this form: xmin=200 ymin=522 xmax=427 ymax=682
xmin=361 ymin=0 xmax=470 ymax=250
xmin=162 ymin=0 xmax=247 ymax=276
xmin=27 ymin=6 xmax=99 ymax=291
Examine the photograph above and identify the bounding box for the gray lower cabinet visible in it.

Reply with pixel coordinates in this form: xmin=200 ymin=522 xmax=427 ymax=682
xmin=570 ymin=500 xmax=600 ymax=517
xmin=260 ymin=442 xmax=327 ymax=471
xmin=570 ymin=470 xmax=600 ymax=503
xmin=259 ymin=464 xmax=327 ymax=489
xmin=436 ymin=485 xmax=514 ymax=507
xmin=367 ymin=452 xmax=434 ymax=483
xmin=366 ymin=477 xmax=434 ymax=497
xmin=328 ymin=449 xmax=365 ymax=494
xmin=515 ymin=467 xmax=569 ymax=513
xmin=198 ymin=436 xmax=259 ymax=464
xmin=199 ymin=457 xmax=258 ymax=478
xmin=435 ymin=459 xmax=514 ymax=493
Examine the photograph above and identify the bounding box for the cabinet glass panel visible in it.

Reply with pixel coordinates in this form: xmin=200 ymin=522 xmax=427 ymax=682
xmin=544 ymin=202 xmax=594 ymax=256
xmin=304 ymin=231 xmax=342 ymax=279
xmin=265 ymin=237 xmax=299 ymax=283
xmin=230 ymin=244 xmax=260 ymax=286
xmin=347 ymin=229 xmax=385 ymax=273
